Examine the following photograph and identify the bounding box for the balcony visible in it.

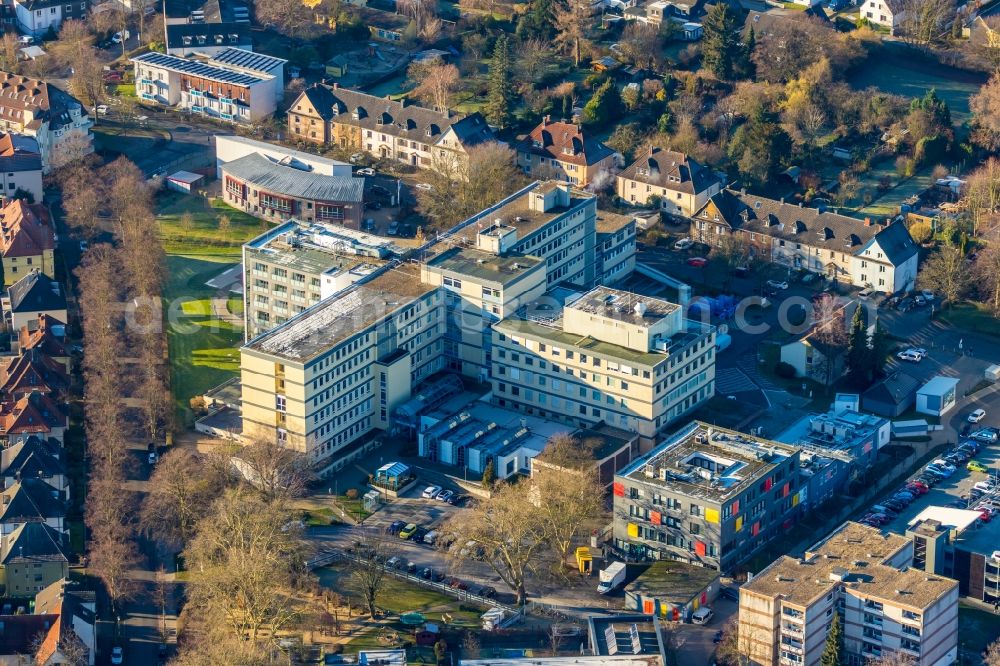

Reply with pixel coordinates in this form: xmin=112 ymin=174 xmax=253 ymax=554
xmin=781 ymin=625 xmax=803 ymax=638
xmin=780 ymin=641 xmax=803 ymax=655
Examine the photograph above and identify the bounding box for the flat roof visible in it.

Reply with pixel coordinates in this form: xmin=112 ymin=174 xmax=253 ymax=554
xmin=919 ymin=375 xmax=959 ymax=395
xmin=494 ymin=318 xmax=665 ymax=366
xmin=596 ymin=210 xmax=636 ymax=235
xmin=246 ymin=237 xmax=376 ymax=275
xmin=743 ymin=522 xmax=956 ymax=610
xmin=243 ymin=262 xmax=433 ymax=363
xmin=625 ymin=560 xmax=720 ymax=604
xmin=588 ymin=615 xmax=666 ymax=659
xmin=571 ymin=286 xmax=680 ymax=322
xmin=616 ymin=422 xmax=799 ymax=502
xmin=423 ymin=246 xmax=544 ymax=287
xmin=132 ymin=51 xmax=266 ymax=86
xmin=222 ymin=153 xmax=364 ymax=202
xmin=463 ymin=658 xmax=661 ymax=666
xmin=447 ymin=183 xmax=593 ymax=245
xmin=908 ymin=506 xmax=982 ymax=534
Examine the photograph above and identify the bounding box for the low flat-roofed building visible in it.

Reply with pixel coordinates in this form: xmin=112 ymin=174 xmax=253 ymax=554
xmin=624 ymin=560 xmax=720 ymax=621
xmin=595 ymin=210 xmax=637 ymax=285
xmin=740 ymin=521 xmax=958 ymax=666
xmin=588 ymin=614 xmax=668 ymax=662
xmin=613 ymin=422 xmax=801 ymax=571
xmin=492 ymin=287 xmax=715 ymax=446
xmin=531 ymin=423 xmax=639 ymax=488
xmin=242 ymin=219 xmax=391 ymax=338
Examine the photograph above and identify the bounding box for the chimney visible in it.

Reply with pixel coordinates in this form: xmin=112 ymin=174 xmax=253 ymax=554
xmin=780 ymin=197 xmax=784 ymax=204
xmin=741 ymin=187 xmax=747 ymax=196
xmin=798 ymin=202 xmax=803 ymax=208
xmin=332 ymin=82 xmax=339 ymax=89
xmin=864 ymin=217 xmax=872 ymax=226
xmin=542 ymin=115 xmax=551 ymax=126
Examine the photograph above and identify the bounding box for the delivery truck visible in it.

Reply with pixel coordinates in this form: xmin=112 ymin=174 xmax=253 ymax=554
xmin=597 ymin=561 xmax=627 ymax=594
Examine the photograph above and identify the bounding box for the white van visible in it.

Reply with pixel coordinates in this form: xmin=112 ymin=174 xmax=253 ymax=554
xmin=422 ymin=530 xmax=437 ymax=545
xmin=691 ymin=607 xmax=714 ymax=625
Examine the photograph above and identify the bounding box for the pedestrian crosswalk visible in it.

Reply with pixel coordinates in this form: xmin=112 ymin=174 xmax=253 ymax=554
xmin=715 ymin=367 xmax=758 ymax=395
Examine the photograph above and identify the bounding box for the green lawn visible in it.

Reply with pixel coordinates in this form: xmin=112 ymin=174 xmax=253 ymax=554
xmin=157 ymin=191 xmax=264 ymax=257
xmin=164 ymin=253 xmax=244 ymax=426
xmin=157 ymin=192 xmax=265 ymax=424
xmin=940 ymin=302 xmax=1000 ymax=340
xmin=958 ymin=602 xmax=1000 ymax=657
xmin=317 ymin=566 xmax=484 ymax=627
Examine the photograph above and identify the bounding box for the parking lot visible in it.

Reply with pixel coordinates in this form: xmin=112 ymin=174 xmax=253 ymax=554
xmin=861 ymin=425 xmax=1000 ymax=537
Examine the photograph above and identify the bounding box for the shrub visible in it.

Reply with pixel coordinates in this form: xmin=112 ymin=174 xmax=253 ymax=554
xmin=345 ymin=488 xmax=359 ymax=500
xmin=775 ymin=361 xmax=797 ymax=378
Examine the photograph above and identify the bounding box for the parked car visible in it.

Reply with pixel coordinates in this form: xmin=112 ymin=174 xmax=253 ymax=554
xmin=437 ymin=489 xmax=454 ymax=502
xmin=479 ymin=585 xmax=497 ymax=599
xmin=931 ymin=459 xmax=956 ymax=473
xmin=767 ymin=280 xmax=789 ymax=290
xmin=399 ymin=523 xmax=418 ymax=539
xmin=896 ymin=297 xmax=915 ymax=312
xmin=971 ymin=428 xmax=999 ymax=443
xmin=357 ymin=168 xmax=376 ymax=176
xmin=350 ymin=152 xmax=364 ymax=162
xmin=111 ymin=647 xmax=124 ymax=665
xmin=925 ymin=465 xmax=952 ymax=478
xmin=969 ymin=409 xmax=987 ymax=423
xmin=95 ymin=104 xmax=109 ymax=115
xmin=687 ymin=257 xmax=708 ymax=267
xmin=420 ymin=567 xmax=434 ymax=579
xmin=422 ymin=485 xmax=442 ymax=499
xmin=148 ymin=451 xmax=158 ymax=464
xmin=858 ymin=287 xmax=875 ymax=299
xmin=415 ymin=183 xmax=433 ymax=191
xmin=896 ymin=350 xmax=922 ymax=363
xmin=673 ymin=237 xmax=694 ymax=250
xmin=386 ymin=520 xmax=406 ymax=535
xmin=387 ymin=221 xmax=400 ymax=236
xmin=921 ymin=290 xmax=935 ymax=301
xmin=386 ymin=556 xmax=402 ymax=569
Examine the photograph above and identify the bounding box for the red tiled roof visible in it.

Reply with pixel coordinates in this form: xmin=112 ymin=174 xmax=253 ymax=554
xmin=516 ymin=118 xmax=614 ymax=167
xmin=0 ymin=199 xmax=54 ymax=258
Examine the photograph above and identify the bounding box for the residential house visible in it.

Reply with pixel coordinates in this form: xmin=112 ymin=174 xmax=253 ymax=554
xmin=691 ymin=190 xmax=919 ymax=292
xmin=0 ymin=613 xmax=60 ymax=663
xmin=0 ymin=393 xmax=67 ymax=446
xmin=0 ymin=477 xmax=66 ymax=535
xmin=33 ymin=580 xmax=96 ymax=666
xmin=861 ymin=0 xmax=906 ymax=33
xmin=739 ymin=521 xmax=958 ymax=666
xmin=3 ymin=271 xmax=66 ymax=333
xmin=0 ymin=436 xmax=65 ymax=495
xmin=286 ymin=84 xmax=495 ymax=169
xmin=0 ymin=73 xmax=93 ymax=173
xmin=779 ymin=311 xmax=850 ymax=386
xmin=131 ymin=49 xmax=287 ymax=123
xmin=165 ymin=23 xmax=252 ymax=56
xmin=0 ymin=349 xmax=69 ymax=400
xmin=220 ymin=152 xmax=365 ymax=226
xmin=12 ymin=0 xmax=87 ymax=37
xmin=0 ymin=522 xmax=68 ymax=596
xmin=14 ymin=314 xmax=67 ymax=367
xmin=612 ymin=421 xmax=802 ymax=572
xmin=0 ymin=199 xmax=54 ymax=286
xmin=616 ymin=147 xmax=720 ymax=217
xmin=0 ymin=134 xmax=42 ymax=204
xmin=515 ymin=117 xmax=616 ymax=186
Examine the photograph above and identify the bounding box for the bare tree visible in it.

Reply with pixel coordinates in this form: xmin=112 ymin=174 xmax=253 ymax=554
xmin=618 ymin=22 xmax=664 ymax=71
xmin=919 ymin=243 xmax=970 ymax=307
xmin=716 ymin=617 xmax=770 ymax=666
xmin=89 ymin=523 xmax=142 ymax=616
xmin=973 ymin=244 xmax=1000 ymax=315
xmin=553 ymin=2 xmax=593 ymax=67
xmin=32 ymin=627 xmax=90 ymax=666
xmin=899 ymin=0 xmax=956 ymax=45
xmin=141 ymin=448 xmax=230 ymax=548
xmin=68 ymin=51 xmax=107 ymax=110
xmin=348 ymin=530 xmax=390 ymax=617
xmin=531 ymin=434 xmax=606 ymax=568
xmin=185 ymin=488 xmax=310 ymax=642
xmin=417 ymin=141 xmax=524 ymax=226
xmin=48 ymin=131 xmax=95 ymax=171
xmin=865 ymin=651 xmax=917 ymax=666
xmin=971 ymin=76 xmax=1000 ymax=152
xmin=0 ymin=33 xmax=19 ymax=73
xmin=445 ymin=481 xmax=548 ymax=605
xmin=232 ymin=438 xmax=311 ymax=503
xmin=409 ymin=62 xmax=459 ymax=111
xmin=984 ymin=637 xmax=1000 ymax=666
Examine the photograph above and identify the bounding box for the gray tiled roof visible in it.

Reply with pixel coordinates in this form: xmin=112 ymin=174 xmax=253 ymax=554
xmin=1 ymin=521 xmax=67 ymax=564
xmin=7 ymin=271 xmax=64 ymax=313
xmin=619 ymin=147 xmax=719 ymax=196
xmin=221 ymin=152 xmax=364 ymax=202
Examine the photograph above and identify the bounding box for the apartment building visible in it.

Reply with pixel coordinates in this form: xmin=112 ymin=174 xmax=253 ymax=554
xmin=132 ymin=49 xmax=286 ymax=123
xmin=0 ymin=73 xmax=92 ymax=172
xmin=0 ymin=199 xmax=54 ymax=286
xmin=515 ymin=117 xmax=615 ymax=186
xmin=492 ymin=287 xmax=715 ymax=446
xmin=0 ymin=134 xmax=42 ymax=204
xmin=240 ymin=262 xmax=445 ymax=468
xmin=692 ymin=190 xmax=919 ymax=292
xmin=165 ymin=23 xmax=252 ymax=56
xmin=739 ymin=521 xmax=958 ymax=666
xmin=421 ymin=246 xmax=546 ymax=381
xmin=611 ymin=422 xmax=801 ymax=572
xmin=242 ymin=219 xmax=392 ymax=339
xmin=595 ymin=210 xmax=637 ymax=286
xmin=287 ymin=83 xmax=494 ymax=168
xmin=447 ymin=181 xmax=599 ymax=289
xmin=616 ymin=148 xmax=721 ymax=217
xmin=13 ymin=0 xmax=86 ymax=37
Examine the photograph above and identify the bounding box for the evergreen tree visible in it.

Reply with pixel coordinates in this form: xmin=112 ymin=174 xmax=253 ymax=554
xmin=737 ymin=26 xmax=756 ymax=79
xmin=582 ymin=78 xmax=622 ymax=127
xmin=517 ymin=0 xmax=557 ymax=40
xmin=820 ymin=613 xmax=844 ymax=666
xmin=562 ymin=94 xmax=573 ymax=121
xmin=846 ymin=306 xmax=870 ymax=384
xmin=486 ymin=34 xmax=514 ymax=129
xmin=482 ymin=459 xmax=496 ymax=489
xmin=727 ymin=108 xmax=791 ymax=186
xmin=701 ymin=3 xmax=741 ymax=80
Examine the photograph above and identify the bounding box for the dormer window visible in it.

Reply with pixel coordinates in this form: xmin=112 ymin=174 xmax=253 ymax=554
xmin=182 ymin=36 xmax=192 ymax=45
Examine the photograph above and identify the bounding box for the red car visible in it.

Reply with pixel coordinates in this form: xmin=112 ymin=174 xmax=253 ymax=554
xmin=687 ymin=257 xmax=708 ymax=267
xmin=980 ymin=510 xmax=993 ymax=523
xmin=906 ymin=482 xmax=929 ymax=494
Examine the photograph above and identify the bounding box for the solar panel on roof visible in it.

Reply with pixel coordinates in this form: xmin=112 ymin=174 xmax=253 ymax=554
xmin=603 ymin=625 xmax=617 ymax=656
xmin=629 ymin=624 xmax=642 ymax=655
